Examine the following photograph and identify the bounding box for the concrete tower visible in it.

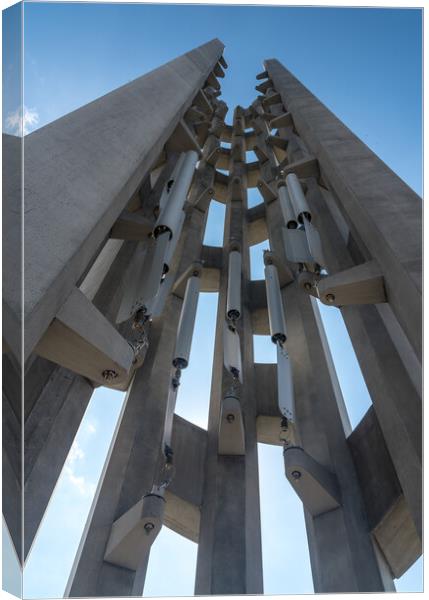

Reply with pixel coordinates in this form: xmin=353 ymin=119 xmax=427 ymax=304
xmin=3 ymin=38 xmax=421 ymax=596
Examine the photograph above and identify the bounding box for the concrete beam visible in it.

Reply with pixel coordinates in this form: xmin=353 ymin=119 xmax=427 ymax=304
xmin=348 ymin=407 xmax=421 ymax=578
xmin=23 ymin=39 xmax=224 ymax=361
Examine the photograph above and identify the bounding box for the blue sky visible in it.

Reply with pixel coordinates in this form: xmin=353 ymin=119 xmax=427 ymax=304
xmin=2 ymin=1 xmax=423 ymax=597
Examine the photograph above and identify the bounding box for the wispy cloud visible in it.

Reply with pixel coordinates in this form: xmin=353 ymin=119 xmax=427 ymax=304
xmin=5 ymin=105 xmax=39 ymax=136
xmin=86 ymin=422 xmax=97 ymax=435
xmin=63 ymin=441 xmax=95 ymax=497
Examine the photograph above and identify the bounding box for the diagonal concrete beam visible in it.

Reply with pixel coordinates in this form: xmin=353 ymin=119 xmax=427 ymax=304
xmin=22 ymin=39 xmax=224 ymax=361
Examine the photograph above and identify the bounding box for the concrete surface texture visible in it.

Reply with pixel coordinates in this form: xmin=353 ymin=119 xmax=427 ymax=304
xmin=2 ymin=39 xmax=421 ymax=596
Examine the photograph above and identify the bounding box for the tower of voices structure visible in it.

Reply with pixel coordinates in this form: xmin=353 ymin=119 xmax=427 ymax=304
xmin=3 ymin=39 xmax=422 ymax=596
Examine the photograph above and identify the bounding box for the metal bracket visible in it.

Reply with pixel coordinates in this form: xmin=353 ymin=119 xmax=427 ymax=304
xmin=284 ymin=446 xmax=341 ymax=517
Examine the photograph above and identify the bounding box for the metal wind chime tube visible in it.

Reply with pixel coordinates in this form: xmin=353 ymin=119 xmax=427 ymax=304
xmin=277 ymin=181 xmax=298 ymax=230
xmin=226 ymin=249 xmax=242 ymax=321
xmin=121 ymin=150 xmax=199 ymax=328
xmin=131 ymin=258 xmax=202 ymax=558
xmin=173 ymin=272 xmax=201 ymax=369
xmin=281 ymin=172 xmax=326 ymax=272
xmin=286 ymin=172 xmax=311 ymax=224
xmin=223 ymin=319 xmax=243 ymax=384
xmin=219 ymin=244 xmax=245 ymax=455
xmin=157 ymin=152 xmax=187 ymax=214
xmin=150 ymin=272 xmax=201 ymax=498
xmin=154 ymin=149 xmax=199 ymax=239
xmin=264 ymin=255 xmax=287 ymax=345
xmin=263 ymin=252 xmax=295 ymax=443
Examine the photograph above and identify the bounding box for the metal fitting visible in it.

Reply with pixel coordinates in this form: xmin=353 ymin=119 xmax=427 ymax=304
xmin=144 ymin=522 xmax=155 ymax=534
xmin=102 ymin=369 xmax=118 ymax=381
xmin=291 ymin=470 xmax=302 ymax=480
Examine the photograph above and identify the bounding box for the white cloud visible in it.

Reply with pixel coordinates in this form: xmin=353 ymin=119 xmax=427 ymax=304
xmin=5 ymin=105 xmax=39 ymax=136
xmin=67 ymin=440 xmax=85 ymax=464
xmin=87 ymin=422 xmax=97 ymax=435
xmin=63 ymin=441 xmax=95 ymax=497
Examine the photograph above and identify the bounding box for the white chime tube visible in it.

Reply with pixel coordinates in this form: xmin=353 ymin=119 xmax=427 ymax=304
xmin=226 ymin=250 xmax=242 ymax=321
xmin=139 ymin=231 xmax=170 ymax=310
xmin=303 ymin=217 xmax=326 ymax=268
xmin=154 ymin=150 xmax=199 ymax=239
xmin=277 ymin=344 xmax=295 ymax=422
xmin=172 ymin=274 xmax=200 ymax=369
xmin=286 ymin=172 xmax=311 ymax=223
xmin=117 ymin=231 xmax=170 ymax=323
xmin=264 ymin=262 xmax=287 ymax=344
xmin=147 ymin=271 xmax=173 ymax=319
xmin=277 ymin=183 xmax=298 ymax=229
xmin=158 ymin=153 xmax=186 ymax=214
xmin=161 ymin=383 xmax=179 ymax=453
xmin=223 ymin=320 xmax=243 ymax=383
xmin=163 ymin=210 xmax=186 ymax=271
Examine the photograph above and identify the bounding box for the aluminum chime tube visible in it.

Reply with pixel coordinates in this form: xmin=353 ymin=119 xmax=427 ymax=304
xmin=131 ymin=150 xmax=199 ymax=324
xmin=277 ymin=182 xmax=298 ymax=229
xmin=264 ymin=256 xmax=287 ymax=345
xmin=226 ymin=249 xmax=242 ymax=321
xmin=263 ymin=252 xmax=295 ymax=432
xmin=154 ymin=150 xmax=199 ymax=239
xmin=152 ymin=271 xmax=201 ymax=493
xmin=286 ymin=172 xmax=312 ymax=223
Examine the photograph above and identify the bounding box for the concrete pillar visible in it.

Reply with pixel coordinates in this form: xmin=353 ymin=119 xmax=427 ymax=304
xmin=251 ymin=108 xmax=388 ymax=592
xmin=264 ymin=59 xmax=422 ymax=363
xmin=66 ymin=197 xmax=210 ymax=597
xmin=262 ymin=62 xmax=422 ymax=540
xmin=195 ymin=107 xmax=263 ymax=595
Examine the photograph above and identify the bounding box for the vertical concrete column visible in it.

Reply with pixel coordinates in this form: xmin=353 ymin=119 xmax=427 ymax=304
xmin=265 ymin=59 xmax=422 ymax=362
xmin=252 ymin=110 xmax=388 ymax=592
xmin=262 ymin=66 xmax=422 ymax=539
xmin=195 ymin=107 xmax=263 ymax=595
xmin=66 ymin=180 xmax=211 ymax=599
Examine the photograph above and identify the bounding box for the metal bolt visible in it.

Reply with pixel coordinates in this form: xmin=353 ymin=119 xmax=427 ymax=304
xmin=291 ymin=470 xmax=302 ymax=480
xmin=226 ymin=413 xmax=235 ymax=423
xmin=102 ymin=369 xmax=118 ymax=381
xmin=325 ymin=293 xmax=336 ymax=304
xmin=144 ymin=522 xmax=155 ymax=535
